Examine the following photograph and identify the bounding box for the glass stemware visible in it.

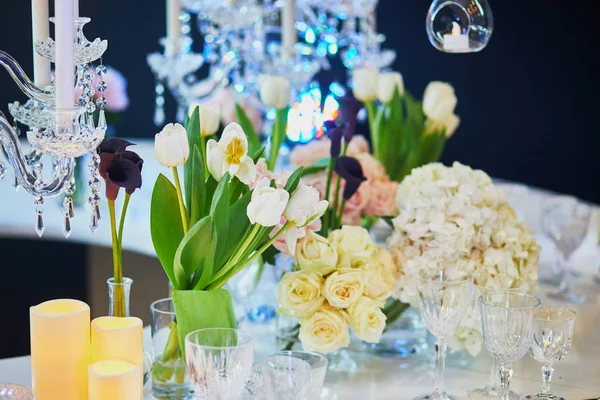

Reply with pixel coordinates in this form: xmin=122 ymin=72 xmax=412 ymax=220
xmin=0 ymin=384 xmax=33 ymax=400
xmin=267 ymin=351 xmax=328 ymax=399
xmin=479 ymin=292 xmax=541 ymax=400
xmin=542 ymin=196 xmax=592 ymax=303
xmin=525 ymin=307 xmax=576 ymax=400
xmin=261 ymin=353 xmax=312 ymax=400
xmin=185 ymin=328 xmax=254 ymax=400
xmin=468 ymin=285 xmax=528 ymax=400
xmin=414 ymin=272 xmax=473 ymax=400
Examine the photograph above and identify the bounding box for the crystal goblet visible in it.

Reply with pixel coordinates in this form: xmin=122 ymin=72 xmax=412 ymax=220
xmin=525 ymin=307 xmax=576 ymax=400
xmin=479 ymin=292 xmax=541 ymax=400
xmin=468 ymin=284 xmax=528 ymax=400
xmin=261 ymin=353 xmax=312 ymax=400
xmin=0 ymin=384 xmax=33 ymax=399
xmin=185 ymin=328 xmax=254 ymax=400
xmin=414 ymin=272 xmax=473 ymax=400
xmin=542 ymin=196 xmax=591 ymax=303
xmin=268 ymin=351 xmax=328 ymax=399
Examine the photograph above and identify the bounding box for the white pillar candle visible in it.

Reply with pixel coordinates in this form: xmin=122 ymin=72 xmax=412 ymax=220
xmin=443 ymin=21 xmax=469 ymax=52
xmin=282 ymin=0 xmax=297 ymax=60
xmin=88 ymin=360 xmax=142 ymax=400
xmin=55 ymin=0 xmax=75 ymax=110
xmin=31 ymin=0 xmax=51 ymax=86
xmin=166 ymin=0 xmax=181 ymax=55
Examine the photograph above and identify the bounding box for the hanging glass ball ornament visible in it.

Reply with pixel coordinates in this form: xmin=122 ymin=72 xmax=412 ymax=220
xmin=426 ymin=0 xmax=493 ymax=53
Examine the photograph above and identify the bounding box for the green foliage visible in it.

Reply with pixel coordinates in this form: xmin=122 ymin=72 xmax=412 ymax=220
xmin=151 ymin=174 xmax=185 ymax=288
xmin=235 ymin=104 xmax=262 ymax=155
xmin=303 ymin=157 xmax=330 ymax=176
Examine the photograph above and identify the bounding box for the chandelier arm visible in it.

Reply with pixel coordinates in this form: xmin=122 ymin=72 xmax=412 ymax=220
xmin=0 ymin=50 xmax=54 ymax=103
xmin=0 ymin=111 xmax=74 ymax=197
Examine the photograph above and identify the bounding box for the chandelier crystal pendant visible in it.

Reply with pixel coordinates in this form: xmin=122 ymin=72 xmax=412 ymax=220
xmin=0 ymin=0 xmax=108 ymax=238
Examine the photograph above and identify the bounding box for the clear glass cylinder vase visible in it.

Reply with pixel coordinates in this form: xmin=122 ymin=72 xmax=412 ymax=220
xmin=275 ymin=314 xmax=303 ymax=351
xmin=150 ymin=298 xmax=194 ymax=399
xmin=107 ymin=277 xmax=132 ymax=318
xmin=366 ymin=307 xmax=429 ymax=357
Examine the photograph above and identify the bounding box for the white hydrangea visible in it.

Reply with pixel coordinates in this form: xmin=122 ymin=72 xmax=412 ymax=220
xmin=389 ymin=162 xmax=540 ymax=356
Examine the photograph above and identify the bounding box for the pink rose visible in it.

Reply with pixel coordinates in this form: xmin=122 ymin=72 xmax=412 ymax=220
xmin=356 ymin=153 xmax=387 ymax=181
xmin=300 ymin=171 xmax=328 ymax=201
xmin=363 ymin=180 xmax=398 ymax=217
xmin=346 ymin=135 xmax=370 ymax=157
xmin=290 ymin=138 xmax=331 ymax=167
xmin=250 ymin=158 xmax=290 ymax=190
xmin=270 ymin=217 xmax=322 ymax=254
xmin=341 ymin=181 xmax=370 ymax=226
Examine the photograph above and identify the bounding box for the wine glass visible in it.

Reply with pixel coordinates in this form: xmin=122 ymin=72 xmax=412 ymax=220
xmin=267 ymin=351 xmax=328 ymax=399
xmin=479 ymin=292 xmax=541 ymax=400
xmin=0 ymin=384 xmax=33 ymax=399
xmin=468 ymin=284 xmax=528 ymax=400
xmin=414 ymin=272 xmax=473 ymax=400
xmin=525 ymin=307 xmax=576 ymax=400
xmin=185 ymin=328 xmax=254 ymax=400
xmin=261 ymin=353 xmax=312 ymax=400
xmin=542 ymin=196 xmax=591 ymax=303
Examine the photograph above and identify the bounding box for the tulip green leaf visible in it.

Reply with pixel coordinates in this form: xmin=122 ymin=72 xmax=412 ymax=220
xmin=173 ymin=215 xmax=212 ymax=290
xmin=151 ymin=174 xmax=185 ymax=289
xmin=251 ymin=146 xmax=266 ymax=163
xmin=172 ymin=289 xmax=237 ymax=356
xmin=284 ymin=166 xmax=304 ymax=194
xmin=303 ymin=157 xmax=330 ymax=176
xmin=185 ymin=106 xmax=202 ymax=212
xmin=235 ymin=104 xmax=261 ymax=156
xmin=202 ymin=176 xmax=218 ymax=217
xmin=210 ymin=173 xmax=231 ymax=270
xmin=188 ymin=145 xmax=206 ymax=226
xmin=221 ymin=189 xmax=253 ymax=270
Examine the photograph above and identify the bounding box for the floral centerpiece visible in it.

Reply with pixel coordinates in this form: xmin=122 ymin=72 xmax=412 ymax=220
xmin=389 ymin=162 xmax=540 ymax=356
xmin=276 ymin=226 xmax=399 ymax=354
xmin=352 ymin=69 xmax=460 ymax=182
xmin=150 ymin=107 xmax=327 ymax=381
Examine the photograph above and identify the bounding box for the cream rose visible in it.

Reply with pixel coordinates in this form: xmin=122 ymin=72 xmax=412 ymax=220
xmin=323 ymin=268 xmax=364 ymax=308
xmin=299 ymin=307 xmax=350 ymax=354
xmin=276 ymin=271 xmax=325 ymax=318
xmin=348 ymin=297 xmax=387 ymax=343
xmin=361 ymin=263 xmax=393 ymax=304
xmin=296 ymin=231 xmax=339 ymax=275
xmin=328 ymin=226 xmax=376 ymax=267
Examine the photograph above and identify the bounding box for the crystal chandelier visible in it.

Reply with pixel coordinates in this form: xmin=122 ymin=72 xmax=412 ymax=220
xmin=0 ymin=0 xmax=109 ymax=238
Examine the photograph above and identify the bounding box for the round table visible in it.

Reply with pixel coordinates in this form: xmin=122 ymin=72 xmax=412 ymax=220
xmin=1 ymin=140 xmax=599 ymax=399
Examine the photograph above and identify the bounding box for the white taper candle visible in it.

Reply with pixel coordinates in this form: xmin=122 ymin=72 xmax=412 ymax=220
xmin=73 ymin=0 xmax=79 ymax=18
xmin=55 ymin=0 xmax=74 ymax=110
xmin=282 ymin=0 xmax=297 ymax=60
xmin=166 ymin=0 xmax=181 ymax=55
xmin=31 ymin=0 xmax=51 ymax=86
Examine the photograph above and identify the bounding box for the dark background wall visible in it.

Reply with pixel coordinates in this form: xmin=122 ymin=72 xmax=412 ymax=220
xmin=1 ymin=1 xmax=598 ymax=203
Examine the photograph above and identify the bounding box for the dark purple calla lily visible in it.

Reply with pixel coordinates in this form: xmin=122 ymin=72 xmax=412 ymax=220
xmin=334 ymin=156 xmax=366 ymax=200
xmin=328 ymin=126 xmax=344 ymax=158
xmin=97 ymin=139 xmax=143 ymax=200
xmin=340 ymin=96 xmax=361 ymax=142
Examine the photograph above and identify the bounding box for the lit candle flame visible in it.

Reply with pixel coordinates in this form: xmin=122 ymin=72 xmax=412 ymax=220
xmin=451 ymin=21 xmax=462 ymax=36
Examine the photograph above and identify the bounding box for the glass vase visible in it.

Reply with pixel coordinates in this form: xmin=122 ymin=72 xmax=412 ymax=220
xmin=150 ymin=298 xmax=194 ymax=399
xmin=366 ymin=307 xmax=429 ymax=357
xmin=107 ymin=277 xmax=132 ymax=317
xmin=275 ymin=314 xmax=302 ymax=351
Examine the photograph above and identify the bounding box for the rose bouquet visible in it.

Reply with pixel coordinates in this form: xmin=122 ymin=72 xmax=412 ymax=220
xmin=353 ymin=68 xmax=460 ymax=182
xmin=276 ymin=226 xmax=400 ymax=354
xmin=389 ymin=162 xmax=540 ymax=356
xmin=150 ymin=107 xmax=327 ymax=380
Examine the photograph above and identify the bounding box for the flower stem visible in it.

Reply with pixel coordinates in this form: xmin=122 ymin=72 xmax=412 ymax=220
xmin=108 ymin=200 xmax=125 ymax=317
xmin=365 ymin=101 xmax=378 ymax=159
xmin=330 ymin=142 xmax=348 ymax=231
xmin=172 ymin=167 xmax=189 ymax=234
xmin=208 ymin=221 xmax=293 ymax=289
xmin=322 ymin=156 xmax=336 ymax=235
xmin=117 ymin=193 xmax=131 ymax=253
xmin=200 ymin=134 xmax=208 ymax=179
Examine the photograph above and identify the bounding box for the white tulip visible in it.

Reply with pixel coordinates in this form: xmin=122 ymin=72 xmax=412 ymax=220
xmin=247 ymin=178 xmax=290 ymax=227
xmin=352 ymin=68 xmax=379 ymax=102
xmin=427 ymin=113 xmax=461 ymax=138
xmin=259 ymin=75 xmax=291 ymax=110
xmin=422 ymin=81 xmax=457 ymax=120
xmin=206 ymin=122 xmax=257 ymax=184
xmin=154 ymin=123 xmax=190 ymax=168
xmin=189 ymin=103 xmax=221 ymax=137
xmin=283 ymin=184 xmax=329 ymax=255
xmin=377 ymin=72 xmax=404 ymax=103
